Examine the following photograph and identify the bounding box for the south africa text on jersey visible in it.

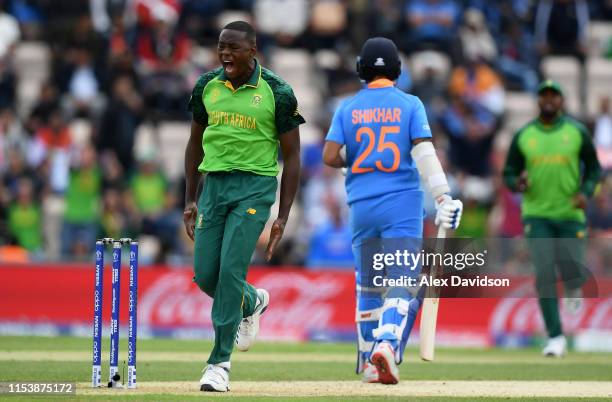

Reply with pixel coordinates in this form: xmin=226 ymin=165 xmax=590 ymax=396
xmin=210 ymin=111 xmax=258 ymax=130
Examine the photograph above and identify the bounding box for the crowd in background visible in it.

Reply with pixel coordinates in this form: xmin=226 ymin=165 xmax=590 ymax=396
xmin=0 ymin=0 xmax=610 ymax=273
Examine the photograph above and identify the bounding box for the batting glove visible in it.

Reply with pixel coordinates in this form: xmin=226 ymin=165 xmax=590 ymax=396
xmin=435 ymin=194 xmax=463 ymax=230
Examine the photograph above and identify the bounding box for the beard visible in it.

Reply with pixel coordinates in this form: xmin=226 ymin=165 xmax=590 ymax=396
xmin=539 ymin=103 xmax=561 ymax=120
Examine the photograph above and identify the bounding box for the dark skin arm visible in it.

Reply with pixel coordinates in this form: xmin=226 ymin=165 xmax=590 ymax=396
xmin=322 ymin=137 xmax=431 ymax=168
xmin=266 ymin=127 xmax=300 ymax=261
xmin=183 ymin=119 xmax=206 ymax=241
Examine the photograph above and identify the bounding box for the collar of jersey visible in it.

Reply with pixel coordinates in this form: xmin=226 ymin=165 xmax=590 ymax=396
xmin=218 ymin=59 xmax=261 ymax=91
xmin=536 ymin=113 xmax=565 ymax=131
xmin=367 ymin=78 xmax=394 ymax=89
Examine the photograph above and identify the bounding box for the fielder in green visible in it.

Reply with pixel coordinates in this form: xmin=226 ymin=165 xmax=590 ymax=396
xmin=184 ymin=21 xmax=303 ymax=392
xmin=503 ymin=80 xmax=601 ymax=357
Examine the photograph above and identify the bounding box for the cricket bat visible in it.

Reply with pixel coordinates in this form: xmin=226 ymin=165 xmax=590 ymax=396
xmin=419 ymin=226 xmax=447 ymax=361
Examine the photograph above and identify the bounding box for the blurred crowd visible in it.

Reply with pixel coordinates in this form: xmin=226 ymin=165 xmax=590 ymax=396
xmin=0 ymin=0 xmax=610 ymax=272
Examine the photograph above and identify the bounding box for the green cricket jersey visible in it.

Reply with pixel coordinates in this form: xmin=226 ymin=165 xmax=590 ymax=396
xmin=188 ymin=60 xmax=305 ymax=176
xmin=503 ymin=115 xmax=601 ymax=222
xmin=64 ymin=168 xmax=101 ymax=223
xmin=8 ymin=203 xmax=42 ymax=251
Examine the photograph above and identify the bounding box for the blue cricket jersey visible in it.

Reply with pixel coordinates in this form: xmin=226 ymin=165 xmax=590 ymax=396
xmin=326 ymin=79 xmax=432 ymax=204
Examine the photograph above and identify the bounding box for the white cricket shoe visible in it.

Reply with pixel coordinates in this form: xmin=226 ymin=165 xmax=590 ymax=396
xmin=362 ymin=361 xmax=380 ymax=383
xmin=370 ymin=342 xmax=399 ymax=384
xmin=235 ymin=289 xmax=269 ymax=351
xmin=199 ymin=364 xmax=230 ymax=392
xmin=542 ymin=335 xmax=567 ymax=358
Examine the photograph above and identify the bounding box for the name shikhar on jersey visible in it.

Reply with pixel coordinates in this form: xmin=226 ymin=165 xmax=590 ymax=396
xmin=325 ymin=79 xmax=432 ymax=204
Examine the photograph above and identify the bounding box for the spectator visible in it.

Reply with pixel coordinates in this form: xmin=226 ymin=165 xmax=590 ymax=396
xmin=594 ymin=97 xmax=612 ymax=149
xmin=9 ymin=0 xmax=43 ymax=40
xmin=458 ymin=8 xmax=497 ymax=63
xmin=305 ymin=0 xmax=348 ymax=50
xmin=366 ymin=0 xmax=404 ymax=44
xmin=106 ymin=14 xmax=138 ymax=86
xmin=597 ymin=0 xmax=612 ymax=20
xmin=448 ymin=58 xmax=505 ymax=115
xmin=98 ymin=75 xmax=144 ymax=174
xmin=498 ymin=20 xmax=540 ymax=92
xmin=57 ymin=46 xmax=106 ymax=120
xmin=42 ymin=1 xmax=91 ymax=46
xmin=254 ymin=0 xmax=309 ymax=50
xmin=136 ymin=6 xmax=191 ymax=118
xmin=61 ymin=144 xmax=101 ymax=258
xmin=404 ymin=0 xmax=461 ymax=58
xmin=535 ymin=0 xmax=590 ymax=62
xmin=302 ymin=165 xmax=347 ymax=233
xmin=179 ymin=0 xmax=224 ymax=45
xmin=67 ymin=14 xmax=108 ymax=69
xmin=306 ymin=196 xmax=353 ymax=269
xmin=2 ymin=148 xmax=40 ymax=199
xmin=29 ymin=109 xmax=72 ymax=193
xmin=594 ymin=97 xmax=612 ymax=170
xmin=462 ymin=0 xmax=503 ymax=38
xmin=411 ymin=52 xmax=448 ymax=119
xmin=28 ymin=82 xmax=61 ymax=131
xmin=130 ymin=155 xmax=166 ymax=216
xmin=130 ymin=155 xmax=180 ymax=260
xmin=587 ymin=176 xmax=612 ymax=237
xmin=100 ymin=187 xmax=136 ymax=240
xmin=89 ymin=0 xmax=131 ymax=36
xmin=8 ymin=178 xmax=42 ymax=252
xmin=301 ymin=131 xmax=326 ymax=184
xmin=100 ymin=151 xmax=125 ymax=191
xmin=0 ymin=53 xmax=16 ymax=109
xmin=0 ymin=2 xmax=20 ymax=59
xmin=453 ymin=176 xmax=493 ymax=238
xmin=133 ymin=0 xmax=181 ymax=30
xmin=0 ymin=108 xmax=28 ymax=170
xmin=491 ymin=186 xmax=523 ymax=237
xmin=439 ymin=95 xmax=497 ymax=176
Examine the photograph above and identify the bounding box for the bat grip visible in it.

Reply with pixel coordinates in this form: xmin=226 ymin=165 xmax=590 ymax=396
xmin=436 ymin=226 xmax=447 ymax=239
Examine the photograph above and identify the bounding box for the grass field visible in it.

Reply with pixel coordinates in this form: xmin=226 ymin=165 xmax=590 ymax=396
xmin=0 ymin=336 xmax=611 ymax=401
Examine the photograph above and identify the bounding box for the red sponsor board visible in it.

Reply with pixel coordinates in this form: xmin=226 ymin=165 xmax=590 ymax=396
xmin=0 ymin=265 xmax=611 ymax=345
xmin=0 ymin=265 xmax=356 ymax=341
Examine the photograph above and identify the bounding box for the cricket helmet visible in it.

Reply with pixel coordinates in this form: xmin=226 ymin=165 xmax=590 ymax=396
xmin=356 ymin=37 xmax=401 ymax=82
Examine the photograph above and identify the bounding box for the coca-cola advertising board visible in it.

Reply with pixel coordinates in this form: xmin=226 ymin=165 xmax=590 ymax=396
xmin=0 ymin=265 xmax=611 ymax=348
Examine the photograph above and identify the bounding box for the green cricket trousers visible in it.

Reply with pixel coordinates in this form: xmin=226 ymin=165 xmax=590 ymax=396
xmin=523 ymin=218 xmax=587 ymax=338
xmin=193 ymin=171 xmax=277 ymax=364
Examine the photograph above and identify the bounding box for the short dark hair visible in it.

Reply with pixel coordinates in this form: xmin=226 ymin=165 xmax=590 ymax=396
xmin=222 ymin=21 xmax=256 ymax=44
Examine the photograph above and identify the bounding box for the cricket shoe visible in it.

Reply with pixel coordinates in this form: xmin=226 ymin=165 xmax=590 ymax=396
xmin=362 ymin=361 xmax=380 ymax=383
xmin=236 ymin=288 xmax=270 ymax=351
xmin=199 ymin=364 xmax=230 ymax=392
xmin=370 ymin=342 xmax=399 ymax=385
xmin=542 ymin=335 xmax=567 ymax=358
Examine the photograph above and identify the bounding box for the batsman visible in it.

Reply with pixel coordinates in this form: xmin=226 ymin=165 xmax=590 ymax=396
xmin=323 ymin=37 xmax=463 ymax=384
xmin=503 ymin=80 xmax=601 ymax=357
xmin=184 ymin=21 xmax=303 ymax=392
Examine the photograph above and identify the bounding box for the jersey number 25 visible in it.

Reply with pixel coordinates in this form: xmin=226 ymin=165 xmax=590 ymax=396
xmin=352 ymin=126 xmax=400 ymax=174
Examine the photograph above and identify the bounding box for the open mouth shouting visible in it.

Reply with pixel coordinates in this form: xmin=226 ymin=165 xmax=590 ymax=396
xmin=222 ymin=60 xmax=236 ymax=76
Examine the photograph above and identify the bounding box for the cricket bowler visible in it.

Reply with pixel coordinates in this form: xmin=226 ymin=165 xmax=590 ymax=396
xmin=503 ymin=80 xmax=601 ymax=357
xmin=322 ymin=37 xmax=463 ymax=384
xmin=184 ymin=21 xmax=304 ymax=392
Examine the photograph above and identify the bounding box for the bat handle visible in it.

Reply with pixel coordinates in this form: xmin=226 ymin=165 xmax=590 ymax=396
xmin=437 ymin=226 xmax=447 ymax=239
